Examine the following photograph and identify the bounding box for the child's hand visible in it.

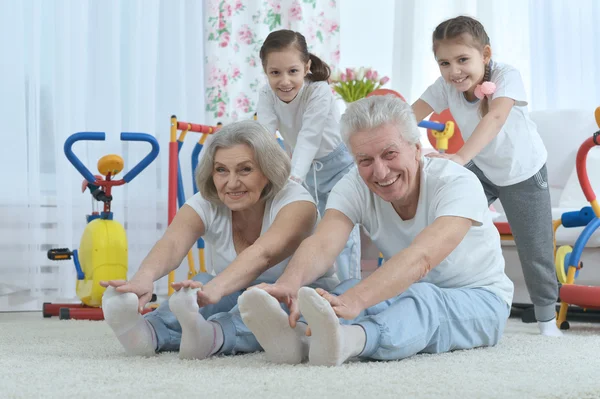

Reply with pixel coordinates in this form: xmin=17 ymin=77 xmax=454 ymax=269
xmin=425 ymin=152 xmax=466 ymax=166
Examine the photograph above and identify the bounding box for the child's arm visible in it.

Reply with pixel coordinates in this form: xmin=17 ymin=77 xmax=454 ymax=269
xmin=411 ymin=99 xmax=434 ymax=123
xmin=290 ymin=84 xmax=331 ymax=182
xmin=453 ymin=97 xmax=514 ymax=165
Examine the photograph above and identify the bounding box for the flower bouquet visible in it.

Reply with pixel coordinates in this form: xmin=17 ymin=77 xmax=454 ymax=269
xmin=330 ymin=67 xmax=390 ymax=103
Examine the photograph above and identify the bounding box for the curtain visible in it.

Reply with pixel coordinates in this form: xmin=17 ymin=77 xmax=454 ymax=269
xmin=0 ymin=0 xmax=205 ymax=311
xmin=203 ymin=0 xmax=341 ymax=125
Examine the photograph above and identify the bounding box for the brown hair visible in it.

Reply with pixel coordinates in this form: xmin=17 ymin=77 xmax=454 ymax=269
xmin=259 ymin=29 xmax=330 ymax=82
xmin=432 ymin=16 xmax=492 ymax=117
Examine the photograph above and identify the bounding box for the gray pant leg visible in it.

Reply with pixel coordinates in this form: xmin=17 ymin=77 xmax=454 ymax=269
xmin=465 ymin=162 xmax=499 ymax=205
xmin=496 ymin=165 xmax=558 ymax=321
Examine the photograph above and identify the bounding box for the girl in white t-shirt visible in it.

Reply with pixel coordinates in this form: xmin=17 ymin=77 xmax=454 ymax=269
xmin=412 ymin=15 xmax=561 ymax=336
xmin=256 ymin=29 xmax=360 ymax=281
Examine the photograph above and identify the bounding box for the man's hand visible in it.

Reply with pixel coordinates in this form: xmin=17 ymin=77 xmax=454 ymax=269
xmin=315 ymin=288 xmax=363 ymax=320
xmin=171 ymin=280 xmax=224 ymax=308
xmin=249 ymin=282 xmax=301 ymax=328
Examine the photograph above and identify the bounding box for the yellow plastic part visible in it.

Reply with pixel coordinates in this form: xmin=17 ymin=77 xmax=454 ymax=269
xmin=595 ymin=106 xmax=600 ymax=128
xmin=555 ymin=245 xmax=572 ymax=284
xmin=432 ymin=121 xmax=455 ymax=152
xmin=77 ymin=219 xmax=128 ymax=307
xmin=97 ymin=155 xmax=124 ymax=177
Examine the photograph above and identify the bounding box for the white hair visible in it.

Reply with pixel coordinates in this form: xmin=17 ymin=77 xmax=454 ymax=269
xmin=195 ymin=120 xmax=291 ymax=204
xmin=340 ymin=95 xmax=421 ymax=146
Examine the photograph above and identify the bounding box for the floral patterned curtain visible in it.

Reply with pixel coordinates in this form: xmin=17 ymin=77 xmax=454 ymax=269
xmin=204 ymin=0 xmax=340 ymax=125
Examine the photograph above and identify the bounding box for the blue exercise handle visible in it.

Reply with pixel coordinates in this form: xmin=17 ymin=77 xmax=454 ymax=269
xmin=418 ymin=120 xmax=445 ymax=132
xmin=121 ymin=132 xmax=160 ymax=183
xmin=64 ymin=132 xmax=159 ymax=184
xmin=562 ymin=207 xmax=595 ymax=228
xmin=64 ymin=132 xmax=106 ymax=183
xmin=567 ymin=217 xmax=600 ymax=268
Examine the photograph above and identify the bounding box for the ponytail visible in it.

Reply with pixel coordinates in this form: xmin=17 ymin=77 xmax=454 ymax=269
xmin=307 ymin=53 xmax=330 ymax=82
xmin=479 ymin=62 xmax=492 ymax=117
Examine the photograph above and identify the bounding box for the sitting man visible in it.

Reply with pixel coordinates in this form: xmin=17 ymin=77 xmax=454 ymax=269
xmin=238 ymin=95 xmax=514 ymax=366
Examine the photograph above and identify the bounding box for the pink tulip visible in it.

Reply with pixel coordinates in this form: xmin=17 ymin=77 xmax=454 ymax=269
xmin=347 ymin=69 xmax=355 ymax=81
xmin=365 ymin=69 xmax=373 ymax=80
xmin=372 ymin=71 xmax=379 ymax=80
xmin=340 ymin=73 xmax=347 ymax=82
xmin=379 ymin=76 xmax=390 ymax=85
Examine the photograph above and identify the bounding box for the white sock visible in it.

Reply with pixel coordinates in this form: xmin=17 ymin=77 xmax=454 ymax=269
xmin=297 ymin=287 xmax=366 ymax=366
xmin=102 ymin=286 xmax=157 ymax=356
xmin=238 ymin=288 xmax=309 ymax=364
xmin=169 ymin=287 xmax=224 ymax=360
xmin=538 ymin=317 xmax=564 ymax=337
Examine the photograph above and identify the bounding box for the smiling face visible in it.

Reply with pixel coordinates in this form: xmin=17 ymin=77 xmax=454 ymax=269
xmin=212 ymin=144 xmax=269 ymax=212
xmin=434 ymin=35 xmax=491 ymax=99
xmin=349 ymin=123 xmax=421 ymax=208
xmin=264 ymin=47 xmax=311 ymax=103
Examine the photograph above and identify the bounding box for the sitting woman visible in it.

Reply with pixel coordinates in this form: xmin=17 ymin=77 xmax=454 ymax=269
xmin=100 ymin=119 xmax=338 ymax=359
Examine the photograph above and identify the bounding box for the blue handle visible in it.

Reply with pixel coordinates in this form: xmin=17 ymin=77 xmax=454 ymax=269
xmin=562 ymin=207 xmax=595 ymax=228
xmin=568 ymin=217 xmax=600 ymax=268
xmin=121 ymin=133 xmax=160 ymax=182
xmin=418 ymin=120 xmax=445 ymax=132
xmin=64 ymin=132 xmax=105 ymax=183
xmin=72 ymin=249 xmax=85 ymax=280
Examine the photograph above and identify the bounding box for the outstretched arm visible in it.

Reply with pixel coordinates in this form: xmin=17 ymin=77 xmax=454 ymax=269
xmin=327 ymin=215 xmax=472 ymax=319
xmin=199 ymin=200 xmax=317 ymax=303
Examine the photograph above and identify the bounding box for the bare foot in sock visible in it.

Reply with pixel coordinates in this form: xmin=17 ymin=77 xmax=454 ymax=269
xmin=102 ymin=286 xmax=156 ymax=356
xmin=297 ymin=287 xmax=366 ymax=366
xmin=169 ymin=287 xmax=223 ymax=360
xmin=538 ymin=318 xmax=564 ymax=337
xmin=238 ymin=288 xmax=308 ymax=364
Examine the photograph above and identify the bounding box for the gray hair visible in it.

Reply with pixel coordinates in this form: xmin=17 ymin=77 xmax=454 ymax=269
xmin=340 ymin=95 xmax=421 ymax=147
xmin=195 ymin=120 xmax=291 ymax=204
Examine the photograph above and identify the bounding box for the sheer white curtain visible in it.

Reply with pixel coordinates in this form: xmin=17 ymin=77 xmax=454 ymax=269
xmin=0 ymin=0 xmax=204 ymax=311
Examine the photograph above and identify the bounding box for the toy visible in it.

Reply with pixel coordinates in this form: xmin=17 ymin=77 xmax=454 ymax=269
xmin=556 ymin=107 xmax=600 ymax=329
xmin=168 ymin=116 xmax=220 ymax=295
xmin=44 ymin=132 xmax=159 ymax=320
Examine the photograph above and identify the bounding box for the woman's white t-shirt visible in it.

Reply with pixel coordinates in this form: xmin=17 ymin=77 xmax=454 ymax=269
xmin=185 ymin=180 xmax=338 ymax=287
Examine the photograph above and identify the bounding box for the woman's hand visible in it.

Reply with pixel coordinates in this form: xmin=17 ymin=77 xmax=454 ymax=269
xmin=249 ymin=282 xmax=301 ymax=328
xmin=100 ymin=276 xmax=154 ymax=313
xmin=171 ymin=280 xmax=224 ymax=308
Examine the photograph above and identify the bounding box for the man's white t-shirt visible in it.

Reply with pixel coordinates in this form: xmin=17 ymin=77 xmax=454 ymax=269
xmin=185 ymin=180 xmax=338 ymax=288
xmin=326 ymin=157 xmax=514 ymax=306
xmin=256 ymin=80 xmax=343 ymax=181
xmin=420 ymin=61 xmax=547 ymax=187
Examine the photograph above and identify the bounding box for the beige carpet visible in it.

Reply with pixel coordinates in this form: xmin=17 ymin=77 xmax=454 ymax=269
xmin=1 ymin=312 xmax=599 ymax=399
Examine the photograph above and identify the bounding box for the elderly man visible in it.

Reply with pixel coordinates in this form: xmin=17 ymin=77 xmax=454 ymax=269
xmin=238 ymin=95 xmax=514 ymax=366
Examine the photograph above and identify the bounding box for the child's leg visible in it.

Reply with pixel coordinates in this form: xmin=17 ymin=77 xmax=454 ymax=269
xmin=465 ymin=162 xmax=500 ymax=205
xmin=306 ymin=145 xmax=361 ymax=280
xmin=497 ymin=165 xmax=562 ymax=335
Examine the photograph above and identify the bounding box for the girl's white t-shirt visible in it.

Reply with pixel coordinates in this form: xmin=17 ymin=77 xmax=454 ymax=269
xmin=257 ymin=80 xmax=343 ymax=181
xmin=420 ymin=61 xmax=547 ymax=186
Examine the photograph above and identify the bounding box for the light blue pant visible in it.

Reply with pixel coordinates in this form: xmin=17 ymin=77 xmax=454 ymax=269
xmin=333 ymin=279 xmax=510 ymax=360
xmin=145 ymin=272 xmax=261 ymax=354
xmin=305 ymin=143 xmax=361 ymax=281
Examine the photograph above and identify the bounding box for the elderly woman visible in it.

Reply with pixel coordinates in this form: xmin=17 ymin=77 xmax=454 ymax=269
xmin=100 ymin=120 xmax=338 ymax=359
xmin=239 ymin=96 xmax=514 ymax=366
